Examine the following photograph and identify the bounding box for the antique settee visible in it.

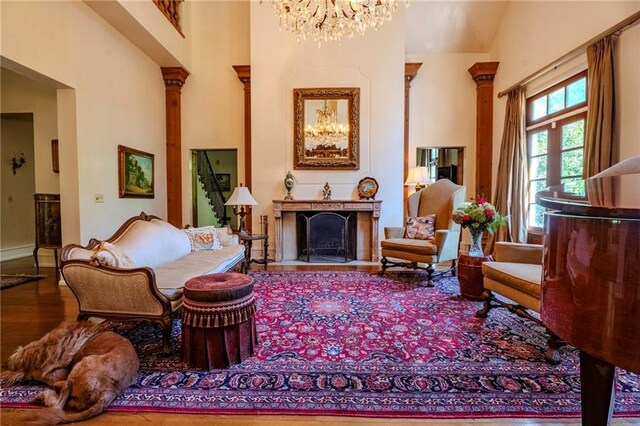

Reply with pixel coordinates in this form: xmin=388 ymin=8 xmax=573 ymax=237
xmin=60 ymin=212 xmax=245 ymax=352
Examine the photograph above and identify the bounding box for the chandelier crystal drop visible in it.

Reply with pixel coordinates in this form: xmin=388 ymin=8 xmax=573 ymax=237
xmin=270 ymin=0 xmax=408 ymax=45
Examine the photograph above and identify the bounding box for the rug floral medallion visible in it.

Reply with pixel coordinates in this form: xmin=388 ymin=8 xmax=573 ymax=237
xmin=2 ymin=271 xmax=639 ymax=418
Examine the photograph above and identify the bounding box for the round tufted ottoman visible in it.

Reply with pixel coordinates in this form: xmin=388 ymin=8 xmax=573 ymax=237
xmin=181 ymin=273 xmax=258 ymax=369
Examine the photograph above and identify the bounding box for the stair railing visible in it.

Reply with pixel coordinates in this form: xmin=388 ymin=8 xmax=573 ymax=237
xmin=195 ymin=151 xmax=228 ymax=226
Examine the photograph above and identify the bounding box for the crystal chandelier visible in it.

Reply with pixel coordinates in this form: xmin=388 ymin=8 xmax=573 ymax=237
xmin=270 ymin=0 xmax=408 ymax=45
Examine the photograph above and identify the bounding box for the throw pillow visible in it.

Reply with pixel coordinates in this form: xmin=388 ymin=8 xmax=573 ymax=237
xmin=183 ymin=226 xmax=222 ymax=251
xmin=405 ymin=215 xmax=436 ymax=240
xmin=213 ymin=226 xmax=234 ymax=247
xmin=91 ymin=242 xmax=135 ymax=268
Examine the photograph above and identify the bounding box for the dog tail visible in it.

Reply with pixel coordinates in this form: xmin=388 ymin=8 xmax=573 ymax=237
xmin=0 ymin=369 xmax=24 ymax=387
xmin=28 ymin=382 xmax=114 ymax=425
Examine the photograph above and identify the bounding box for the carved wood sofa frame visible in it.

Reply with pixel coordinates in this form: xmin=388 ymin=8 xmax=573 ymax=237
xmin=60 ymin=212 xmax=244 ymax=353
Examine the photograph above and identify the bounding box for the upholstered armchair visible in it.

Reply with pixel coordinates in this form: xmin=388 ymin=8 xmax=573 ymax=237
xmin=380 ymin=179 xmax=465 ymax=286
xmin=477 ymin=242 xmax=563 ymax=364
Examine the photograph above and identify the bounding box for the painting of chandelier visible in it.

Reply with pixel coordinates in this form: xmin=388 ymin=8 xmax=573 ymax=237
xmin=304 ymin=100 xmax=349 ymax=159
xmin=269 ymin=0 xmax=408 ymax=45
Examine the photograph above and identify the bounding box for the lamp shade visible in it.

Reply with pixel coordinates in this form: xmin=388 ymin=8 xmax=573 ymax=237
xmin=404 ymin=166 xmax=432 ymax=186
xmin=225 ymin=186 xmax=258 ymax=206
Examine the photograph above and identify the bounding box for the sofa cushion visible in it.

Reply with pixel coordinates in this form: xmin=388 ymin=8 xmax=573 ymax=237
xmin=214 ymin=227 xmax=235 ymax=247
xmin=482 ymin=262 xmax=542 ymax=299
xmin=113 ymin=219 xmax=191 ymax=268
xmin=381 ymin=238 xmax=438 ymax=255
xmin=91 ymin=242 xmax=136 ymax=268
xmin=153 ymin=245 xmax=245 ymax=290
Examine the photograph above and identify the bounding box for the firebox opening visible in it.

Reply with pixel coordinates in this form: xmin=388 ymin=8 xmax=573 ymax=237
xmin=297 ymin=211 xmax=356 ymax=263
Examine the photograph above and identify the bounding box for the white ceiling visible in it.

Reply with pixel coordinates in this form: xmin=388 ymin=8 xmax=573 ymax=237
xmin=405 ymin=1 xmax=509 ymax=53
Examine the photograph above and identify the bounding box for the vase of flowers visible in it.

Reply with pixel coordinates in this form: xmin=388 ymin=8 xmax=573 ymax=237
xmin=452 ymin=197 xmax=506 ymax=256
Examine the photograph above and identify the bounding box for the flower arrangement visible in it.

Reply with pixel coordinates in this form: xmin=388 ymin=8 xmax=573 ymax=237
xmin=452 ymin=197 xmax=507 ymax=234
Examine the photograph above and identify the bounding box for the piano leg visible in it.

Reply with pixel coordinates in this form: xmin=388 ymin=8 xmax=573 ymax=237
xmin=580 ymin=350 xmax=617 ymax=426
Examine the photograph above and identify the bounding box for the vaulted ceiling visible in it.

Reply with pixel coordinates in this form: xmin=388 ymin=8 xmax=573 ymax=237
xmin=405 ymin=1 xmax=508 ymax=53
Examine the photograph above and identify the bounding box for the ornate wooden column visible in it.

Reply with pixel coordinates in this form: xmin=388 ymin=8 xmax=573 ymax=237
xmin=468 ymin=62 xmax=499 ymax=201
xmin=233 ymin=65 xmax=252 ymax=232
xmin=404 ymin=63 xmax=423 ymax=213
xmin=161 ymin=67 xmax=189 ymax=227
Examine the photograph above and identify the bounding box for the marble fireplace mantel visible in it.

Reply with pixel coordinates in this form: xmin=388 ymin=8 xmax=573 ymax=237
xmin=273 ymin=199 xmax=382 ymax=262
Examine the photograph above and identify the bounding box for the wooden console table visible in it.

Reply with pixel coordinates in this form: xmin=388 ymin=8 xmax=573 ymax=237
xmin=273 ymin=200 xmax=382 ymax=262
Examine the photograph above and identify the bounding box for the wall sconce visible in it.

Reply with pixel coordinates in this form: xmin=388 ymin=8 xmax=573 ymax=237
xmin=10 ymin=151 xmax=26 ymax=175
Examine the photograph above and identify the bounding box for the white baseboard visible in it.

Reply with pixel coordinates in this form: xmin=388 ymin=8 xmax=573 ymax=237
xmin=0 ymin=244 xmax=35 ymax=262
xmin=0 ymin=244 xmax=58 ymax=267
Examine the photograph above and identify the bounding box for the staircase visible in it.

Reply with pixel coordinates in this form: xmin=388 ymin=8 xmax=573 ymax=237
xmin=195 ymin=151 xmax=229 ymax=226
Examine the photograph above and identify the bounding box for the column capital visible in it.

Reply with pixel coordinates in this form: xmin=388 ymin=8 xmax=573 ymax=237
xmin=405 ymin=62 xmax=423 ymax=85
xmin=233 ymin=65 xmax=251 ymax=85
xmin=468 ymin=62 xmax=499 ymax=83
xmin=161 ymin=67 xmax=189 ymax=87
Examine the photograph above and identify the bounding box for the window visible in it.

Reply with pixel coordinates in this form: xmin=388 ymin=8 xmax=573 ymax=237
xmin=526 ymin=71 xmax=588 ymax=228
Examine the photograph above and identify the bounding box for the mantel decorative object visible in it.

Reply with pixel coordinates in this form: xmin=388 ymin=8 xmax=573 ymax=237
xmin=294 ymin=87 xmax=360 ymax=170
xmin=357 ymin=177 xmax=379 ymax=200
xmin=322 ymin=182 xmax=332 ymax=200
xmin=284 ymin=171 xmax=296 ymax=200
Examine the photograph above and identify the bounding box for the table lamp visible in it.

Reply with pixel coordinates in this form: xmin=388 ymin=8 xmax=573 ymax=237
xmin=404 ymin=166 xmax=432 ymax=190
xmin=225 ymin=184 xmax=258 ymax=234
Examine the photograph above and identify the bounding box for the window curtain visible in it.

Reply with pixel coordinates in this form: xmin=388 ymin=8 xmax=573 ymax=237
xmin=584 ymin=36 xmax=615 ymax=205
xmin=493 ymin=86 xmax=528 ymax=244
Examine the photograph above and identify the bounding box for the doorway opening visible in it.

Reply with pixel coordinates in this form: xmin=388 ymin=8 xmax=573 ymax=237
xmin=191 ymin=149 xmax=238 ymax=229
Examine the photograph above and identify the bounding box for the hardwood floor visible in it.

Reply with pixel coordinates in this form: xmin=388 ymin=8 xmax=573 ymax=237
xmin=0 ymin=257 xmax=634 ymax=425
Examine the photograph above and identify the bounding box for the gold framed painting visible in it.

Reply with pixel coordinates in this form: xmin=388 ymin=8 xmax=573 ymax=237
xmin=293 ymin=87 xmax=360 ymax=170
xmin=118 ymin=145 xmax=155 ymax=198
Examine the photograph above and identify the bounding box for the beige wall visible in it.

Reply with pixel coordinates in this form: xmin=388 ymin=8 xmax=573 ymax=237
xmin=1 ymin=69 xmax=59 ymax=194
xmin=490 ymin=2 xmax=640 ymax=203
xmin=1 ymin=1 xmax=168 ymax=244
xmin=405 ymin=52 xmax=490 ymax=197
xmin=1 ymin=114 xmax=36 ymax=260
xmin=251 ymin=3 xmax=406 ymax=257
xmin=181 ymin=1 xmax=249 ymax=225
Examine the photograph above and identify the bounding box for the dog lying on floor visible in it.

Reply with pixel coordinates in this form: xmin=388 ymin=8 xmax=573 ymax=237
xmin=1 ymin=321 xmax=139 ymax=424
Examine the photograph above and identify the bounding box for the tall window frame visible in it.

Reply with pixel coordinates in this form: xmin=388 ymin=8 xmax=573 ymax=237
xmin=526 ymin=70 xmax=588 ymax=229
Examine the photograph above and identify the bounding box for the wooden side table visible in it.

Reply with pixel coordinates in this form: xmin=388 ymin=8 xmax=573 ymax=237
xmin=239 ymin=233 xmax=268 ymax=273
xmin=33 ymin=193 xmax=62 ymax=282
xmin=456 ymin=254 xmax=493 ymax=301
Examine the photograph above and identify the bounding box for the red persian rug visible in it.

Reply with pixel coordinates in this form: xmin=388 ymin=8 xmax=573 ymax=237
xmin=1 ymin=271 xmax=639 ymax=419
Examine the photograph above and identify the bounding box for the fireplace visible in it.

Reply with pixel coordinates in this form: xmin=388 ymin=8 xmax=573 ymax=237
xmin=297 ymin=211 xmax=356 ymax=263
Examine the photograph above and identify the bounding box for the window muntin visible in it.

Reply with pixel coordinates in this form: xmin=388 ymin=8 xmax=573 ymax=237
xmin=526 ymin=71 xmax=588 ymax=228
xmin=527 ymin=70 xmax=587 ymax=125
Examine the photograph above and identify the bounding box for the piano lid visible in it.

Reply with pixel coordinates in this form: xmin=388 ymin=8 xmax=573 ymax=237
xmin=536 ymin=156 xmax=640 ymax=219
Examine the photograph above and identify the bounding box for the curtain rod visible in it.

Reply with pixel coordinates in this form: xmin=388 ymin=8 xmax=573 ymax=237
xmin=497 ymin=10 xmax=640 ymax=99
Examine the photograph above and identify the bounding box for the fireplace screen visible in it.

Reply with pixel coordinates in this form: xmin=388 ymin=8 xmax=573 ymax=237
xmin=297 ymin=211 xmax=356 ymax=263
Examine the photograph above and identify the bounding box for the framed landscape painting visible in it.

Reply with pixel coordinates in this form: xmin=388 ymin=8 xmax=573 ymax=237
xmin=118 ymin=145 xmax=154 ymax=198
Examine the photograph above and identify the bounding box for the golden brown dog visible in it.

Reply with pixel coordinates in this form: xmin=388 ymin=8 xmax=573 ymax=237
xmin=1 ymin=321 xmax=139 ymax=424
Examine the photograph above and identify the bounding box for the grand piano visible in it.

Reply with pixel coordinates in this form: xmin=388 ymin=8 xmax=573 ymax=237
xmin=536 ymin=157 xmax=640 ymax=425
